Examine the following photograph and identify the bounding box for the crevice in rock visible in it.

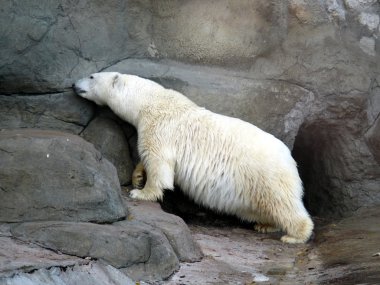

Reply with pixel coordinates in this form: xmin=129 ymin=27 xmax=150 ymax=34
xmin=0 ymin=90 xmax=69 ymax=96
xmin=48 ymin=114 xmax=87 ymax=129
xmin=98 ymin=56 xmax=134 ymax=73
xmin=0 ymin=148 xmax=14 ymax=154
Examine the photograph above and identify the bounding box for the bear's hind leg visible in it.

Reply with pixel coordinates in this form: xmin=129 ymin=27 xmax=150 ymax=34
xmin=250 ymin=196 xmax=313 ymax=243
xmin=280 ymin=215 xmax=314 ymax=244
xmin=238 ymin=211 xmax=280 ymax=234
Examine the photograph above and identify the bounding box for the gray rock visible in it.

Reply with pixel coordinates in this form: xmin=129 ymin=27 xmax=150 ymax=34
xmin=125 ymin=197 xmax=203 ymax=262
xmin=359 ymin=36 xmax=376 ymax=56
xmin=0 ymin=1 xmax=151 ymax=93
xmin=11 ymin=220 xmax=179 ymax=282
xmin=95 ymin=108 xmax=137 ymax=140
xmin=81 ymin=116 xmax=134 ymax=185
xmin=149 ymin=0 xmax=288 ymax=66
xmin=289 ymin=0 xmax=329 ymax=25
xmin=0 ymin=92 xmax=94 ymax=134
xmin=344 ymin=0 xmax=377 ymax=11
xmin=0 ymin=129 xmax=126 ymax=223
xmin=1 ymin=262 xmax=135 ymax=285
xmin=0 ymin=223 xmax=136 ymax=284
xmin=117 ymin=221 xmax=181 ymax=281
xmin=365 ymin=116 xmax=380 ymax=164
xmin=358 ymin=12 xmax=379 ymax=32
xmin=325 ymin=0 xmax=346 ymax=21
xmin=0 ymin=235 xmax=88 ymax=278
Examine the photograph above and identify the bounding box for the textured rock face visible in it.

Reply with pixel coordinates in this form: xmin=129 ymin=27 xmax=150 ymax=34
xmin=1 ymin=0 xmax=378 ymax=218
xmin=0 ymin=0 xmax=151 ymax=93
xmin=0 ymin=92 xmax=94 ymax=134
xmin=126 ymin=198 xmax=203 ymax=263
xmin=1 ymin=263 xmax=135 ymax=285
xmin=0 ymin=197 xmax=200 ymax=283
xmin=0 ymin=231 xmax=136 ymax=285
xmin=106 ymin=59 xmax=314 ymax=148
xmin=10 ymin=221 xmax=180 ymax=281
xmin=81 ymin=116 xmax=134 ymax=185
xmin=7 ymin=198 xmax=202 ymax=282
xmin=149 ymin=0 xmax=287 ymax=66
xmin=366 ymin=117 xmax=380 ymax=164
xmin=0 ymin=129 xmax=126 ymax=223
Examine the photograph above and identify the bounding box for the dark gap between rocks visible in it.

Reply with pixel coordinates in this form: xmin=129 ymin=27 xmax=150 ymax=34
xmin=292 ymin=121 xmax=343 ymax=220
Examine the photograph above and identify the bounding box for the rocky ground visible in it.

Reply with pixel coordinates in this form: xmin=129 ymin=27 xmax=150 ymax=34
xmin=160 ymin=207 xmax=380 ymax=285
xmin=1 ymin=184 xmax=379 ymax=284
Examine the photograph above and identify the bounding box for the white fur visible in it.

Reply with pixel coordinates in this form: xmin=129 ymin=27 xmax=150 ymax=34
xmin=74 ymin=72 xmax=314 ymax=243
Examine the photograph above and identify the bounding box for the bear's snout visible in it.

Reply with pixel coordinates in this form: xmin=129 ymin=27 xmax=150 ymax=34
xmin=72 ymin=83 xmax=86 ymax=95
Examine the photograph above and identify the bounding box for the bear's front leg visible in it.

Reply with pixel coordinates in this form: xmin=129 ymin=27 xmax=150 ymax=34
xmin=129 ymin=158 xmax=174 ymax=201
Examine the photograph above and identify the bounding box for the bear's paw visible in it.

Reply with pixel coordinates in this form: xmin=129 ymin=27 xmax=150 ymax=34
xmin=254 ymin=224 xmax=280 ymax=234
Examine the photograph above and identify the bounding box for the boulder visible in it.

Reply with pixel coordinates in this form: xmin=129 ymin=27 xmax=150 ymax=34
xmin=116 ymin=221 xmax=181 ymax=281
xmin=81 ymin=116 xmax=134 ymax=185
xmin=0 ymin=234 xmax=88 ymax=278
xmin=0 ymin=1 xmax=151 ymax=93
xmin=0 ymin=224 xmax=135 ymax=285
xmin=1 ymin=262 xmax=135 ymax=285
xmin=0 ymin=92 xmax=94 ymax=134
xmin=0 ymin=129 xmax=126 ymax=223
xmin=149 ymin=0 xmax=288 ymax=66
xmin=11 ymin=220 xmax=180 ymax=282
xmin=125 ymin=197 xmax=203 ymax=262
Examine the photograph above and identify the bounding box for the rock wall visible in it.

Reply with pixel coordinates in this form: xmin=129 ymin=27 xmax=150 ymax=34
xmin=0 ymin=1 xmax=379 ymax=281
xmin=2 ymin=0 xmax=378 ymax=217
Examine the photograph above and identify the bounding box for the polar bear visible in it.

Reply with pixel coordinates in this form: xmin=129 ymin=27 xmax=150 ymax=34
xmin=73 ymin=72 xmax=314 ymax=243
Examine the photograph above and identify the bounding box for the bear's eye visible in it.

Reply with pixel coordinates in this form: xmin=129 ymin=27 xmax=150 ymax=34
xmin=90 ymin=76 xmax=94 ymax=79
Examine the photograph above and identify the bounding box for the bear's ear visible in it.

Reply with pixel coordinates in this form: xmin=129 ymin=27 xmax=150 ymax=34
xmin=112 ymin=74 xmax=119 ymax=89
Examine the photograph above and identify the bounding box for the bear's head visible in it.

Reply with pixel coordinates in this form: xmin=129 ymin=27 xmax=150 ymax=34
xmin=73 ymin=72 xmax=122 ymax=106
